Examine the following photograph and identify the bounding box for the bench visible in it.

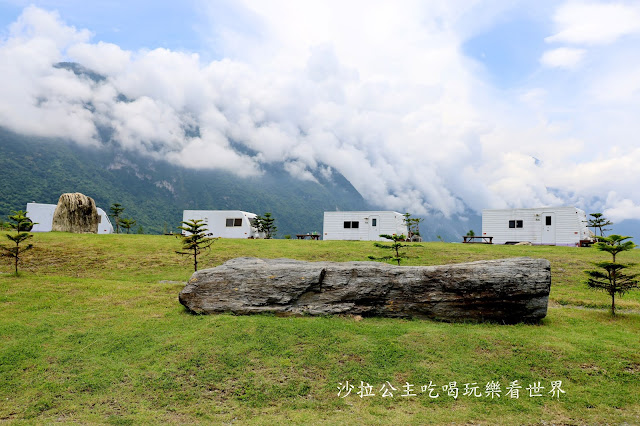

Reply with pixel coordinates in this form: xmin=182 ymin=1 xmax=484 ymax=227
xmin=463 ymin=236 xmax=493 ymax=244
xmin=296 ymin=234 xmax=320 ymax=240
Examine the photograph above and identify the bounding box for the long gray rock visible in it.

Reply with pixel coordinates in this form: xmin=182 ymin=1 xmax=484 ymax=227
xmin=179 ymin=257 xmax=551 ymax=323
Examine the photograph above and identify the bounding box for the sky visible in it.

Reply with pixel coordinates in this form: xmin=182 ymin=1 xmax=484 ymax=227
xmin=1 ymin=1 xmax=640 ymax=221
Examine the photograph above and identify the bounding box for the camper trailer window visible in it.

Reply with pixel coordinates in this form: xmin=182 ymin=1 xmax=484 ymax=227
xmin=343 ymin=221 xmax=359 ymax=229
xmin=509 ymin=220 xmax=515 ymax=228
xmin=372 ymin=218 xmax=377 ymax=226
xmin=344 ymin=221 xmax=351 ymax=228
xmin=352 ymin=221 xmax=359 ymax=228
xmin=546 ymin=216 xmax=552 ymax=226
xmin=226 ymin=218 xmax=242 ymax=227
xmin=516 ymin=220 xmax=523 ymax=228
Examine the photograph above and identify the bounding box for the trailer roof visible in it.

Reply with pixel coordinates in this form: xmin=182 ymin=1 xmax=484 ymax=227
xmin=482 ymin=206 xmax=582 ymax=212
xmin=324 ymin=211 xmax=404 ymax=214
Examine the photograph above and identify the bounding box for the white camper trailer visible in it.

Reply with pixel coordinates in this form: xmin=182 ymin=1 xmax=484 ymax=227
xmin=482 ymin=206 xmax=594 ymax=246
xmin=323 ymin=211 xmax=408 ymax=241
xmin=26 ymin=203 xmax=114 ymax=234
xmin=182 ymin=210 xmax=264 ymax=238
xmin=95 ymin=208 xmax=113 ymax=234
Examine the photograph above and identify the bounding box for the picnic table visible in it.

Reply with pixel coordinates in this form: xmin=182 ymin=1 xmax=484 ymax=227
xmin=463 ymin=236 xmax=493 ymax=244
xmin=296 ymin=234 xmax=320 ymax=240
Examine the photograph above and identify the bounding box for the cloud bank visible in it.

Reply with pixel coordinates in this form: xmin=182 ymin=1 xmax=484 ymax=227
xmin=1 ymin=2 xmax=640 ymax=220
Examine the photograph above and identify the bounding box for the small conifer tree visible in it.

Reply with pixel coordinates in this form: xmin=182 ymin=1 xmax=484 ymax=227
xmin=177 ymin=219 xmax=217 ymax=272
xmin=368 ymin=234 xmax=411 ymax=266
xmin=109 ymin=203 xmax=125 ymax=234
xmin=119 ymin=218 xmax=136 ymax=234
xmin=587 ymin=213 xmax=613 ymax=238
xmin=0 ymin=211 xmax=36 ymax=275
xmin=403 ymin=213 xmax=424 ymax=241
xmin=254 ymin=212 xmax=277 ymax=239
xmin=584 ymin=234 xmax=639 ymax=315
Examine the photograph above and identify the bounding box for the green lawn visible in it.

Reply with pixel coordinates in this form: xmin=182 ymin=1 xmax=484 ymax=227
xmin=1 ymin=233 xmax=639 ymax=424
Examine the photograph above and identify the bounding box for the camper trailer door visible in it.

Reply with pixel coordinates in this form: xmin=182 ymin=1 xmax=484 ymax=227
xmin=541 ymin=212 xmax=556 ymax=245
xmin=368 ymin=215 xmax=380 ymax=240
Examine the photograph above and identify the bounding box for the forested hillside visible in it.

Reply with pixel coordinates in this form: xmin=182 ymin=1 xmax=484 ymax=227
xmin=0 ymin=127 xmax=369 ymax=236
xmin=0 ymin=123 xmax=486 ymax=240
xmin=0 ymin=61 xmax=484 ymax=241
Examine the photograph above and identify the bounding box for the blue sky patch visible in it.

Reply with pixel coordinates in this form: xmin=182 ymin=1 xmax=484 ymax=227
xmin=463 ymin=17 xmax=550 ymax=89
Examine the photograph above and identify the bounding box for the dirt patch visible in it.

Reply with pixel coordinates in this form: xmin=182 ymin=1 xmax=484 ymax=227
xmin=623 ymin=363 xmax=640 ymax=374
xmin=580 ymin=363 xmax=607 ymax=375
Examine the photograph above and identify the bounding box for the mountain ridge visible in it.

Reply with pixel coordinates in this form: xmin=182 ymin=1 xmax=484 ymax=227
xmin=0 ymin=61 xmax=483 ymax=240
xmin=0 ymin=126 xmax=371 ymax=236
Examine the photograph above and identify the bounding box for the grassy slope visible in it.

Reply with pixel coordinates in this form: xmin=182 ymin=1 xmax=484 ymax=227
xmin=1 ymin=234 xmax=639 ymax=424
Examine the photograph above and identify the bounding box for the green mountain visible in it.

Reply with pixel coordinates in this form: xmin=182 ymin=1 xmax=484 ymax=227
xmin=0 ymin=62 xmax=484 ymax=241
xmin=0 ymin=127 xmax=369 ymax=236
xmin=0 ymin=62 xmax=483 ymax=241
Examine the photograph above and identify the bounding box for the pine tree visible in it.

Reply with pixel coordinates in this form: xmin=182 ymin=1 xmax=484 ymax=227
xmin=254 ymin=213 xmax=277 ymax=239
xmin=584 ymin=234 xmax=639 ymax=315
xmin=403 ymin=213 xmax=424 ymax=241
xmin=587 ymin=213 xmax=613 ymax=238
xmin=176 ymin=219 xmax=217 ymax=272
xmin=368 ymin=234 xmax=411 ymax=266
xmin=109 ymin=203 xmax=125 ymax=234
xmin=0 ymin=211 xmax=36 ymax=275
xmin=119 ymin=218 xmax=136 ymax=234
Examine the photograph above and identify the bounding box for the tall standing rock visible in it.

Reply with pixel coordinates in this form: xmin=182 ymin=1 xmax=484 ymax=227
xmin=179 ymin=257 xmax=552 ymax=323
xmin=51 ymin=193 xmax=100 ymax=233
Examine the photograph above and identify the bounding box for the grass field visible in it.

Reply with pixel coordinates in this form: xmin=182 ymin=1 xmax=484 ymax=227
xmin=1 ymin=233 xmax=639 ymax=424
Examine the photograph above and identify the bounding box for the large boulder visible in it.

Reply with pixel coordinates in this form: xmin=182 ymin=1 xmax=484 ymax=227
xmin=51 ymin=193 xmax=100 ymax=233
xmin=179 ymin=257 xmax=551 ymax=323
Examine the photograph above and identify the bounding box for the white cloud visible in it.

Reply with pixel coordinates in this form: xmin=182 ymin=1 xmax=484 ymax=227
xmin=603 ymin=195 xmax=640 ymax=223
xmin=283 ymin=161 xmax=318 ymax=183
xmin=519 ymin=88 xmax=547 ymax=107
xmin=540 ymin=47 xmax=586 ymax=69
xmin=547 ymin=148 xmax=640 ymax=197
xmin=8 ymin=5 xmax=92 ymax=47
xmin=165 ymin=134 xmax=260 ymax=177
xmin=1 ymin=4 xmax=640 ymax=222
xmin=588 ymin=61 xmax=640 ymax=103
xmin=546 ymin=1 xmax=640 ymax=45
xmin=0 ymin=35 xmax=99 ymax=144
xmin=67 ymin=41 xmax=131 ymax=76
